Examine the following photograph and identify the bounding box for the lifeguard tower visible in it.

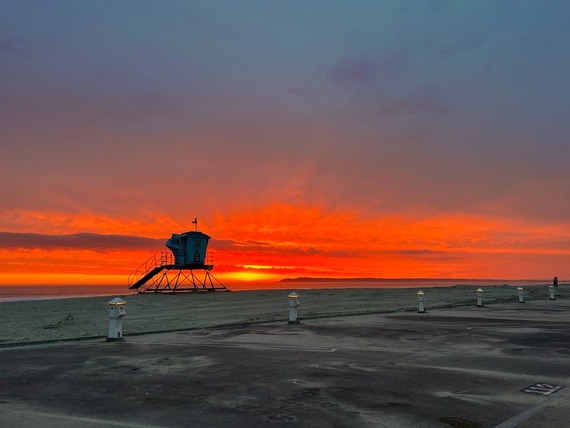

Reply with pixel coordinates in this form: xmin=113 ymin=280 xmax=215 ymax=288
xmin=128 ymin=219 xmax=229 ymax=293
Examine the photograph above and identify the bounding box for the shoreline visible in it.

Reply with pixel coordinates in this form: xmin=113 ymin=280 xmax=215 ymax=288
xmin=0 ymin=279 xmax=558 ymax=303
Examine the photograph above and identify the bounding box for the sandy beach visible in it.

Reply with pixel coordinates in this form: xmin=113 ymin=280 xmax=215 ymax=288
xmin=0 ymin=284 xmax=559 ymax=346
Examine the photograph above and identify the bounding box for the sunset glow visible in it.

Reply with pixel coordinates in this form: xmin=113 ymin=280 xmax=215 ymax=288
xmin=1 ymin=204 xmax=568 ymax=286
xmin=1 ymin=1 xmax=569 ymax=287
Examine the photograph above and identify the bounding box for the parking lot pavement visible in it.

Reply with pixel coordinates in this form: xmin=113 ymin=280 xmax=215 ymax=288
xmin=1 ymin=300 xmax=569 ymax=427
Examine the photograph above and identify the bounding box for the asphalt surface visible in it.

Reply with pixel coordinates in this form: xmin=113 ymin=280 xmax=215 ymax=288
xmin=1 ymin=299 xmax=569 ymax=428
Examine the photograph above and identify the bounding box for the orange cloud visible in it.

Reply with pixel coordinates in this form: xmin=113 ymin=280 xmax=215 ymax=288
xmin=0 ymin=203 xmax=568 ymax=286
xmin=0 ymin=209 xmax=182 ymax=237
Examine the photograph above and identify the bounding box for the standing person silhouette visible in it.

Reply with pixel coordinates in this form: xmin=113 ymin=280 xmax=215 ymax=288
xmin=553 ymin=276 xmax=558 ymax=288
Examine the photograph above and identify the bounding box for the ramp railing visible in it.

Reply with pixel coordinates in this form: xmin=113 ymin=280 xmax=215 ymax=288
xmin=128 ymin=251 xmax=173 ymax=288
xmin=128 ymin=251 xmax=216 ymax=288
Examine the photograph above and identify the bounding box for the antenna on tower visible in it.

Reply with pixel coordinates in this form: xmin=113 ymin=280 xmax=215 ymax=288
xmin=192 ymin=217 xmax=198 ymax=232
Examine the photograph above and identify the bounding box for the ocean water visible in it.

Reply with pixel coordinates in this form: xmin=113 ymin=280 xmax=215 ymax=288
xmin=0 ymin=279 xmax=551 ymax=302
xmin=0 ymin=285 xmax=129 ymax=302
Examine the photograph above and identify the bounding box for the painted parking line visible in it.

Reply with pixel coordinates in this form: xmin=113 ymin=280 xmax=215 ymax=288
xmin=133 ymin=339 xmax=339 ymax=353
xmin=493 ymin=400 xmax=552 ymax=428
xmin=0 ymin=407 xmax=170 ymax=428
xmin=494 ymin=385 xmax=567 ymax=428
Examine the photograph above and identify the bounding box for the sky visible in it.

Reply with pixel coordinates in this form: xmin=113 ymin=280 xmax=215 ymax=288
xmin=1 ymin=0 xmax=570 ymax=286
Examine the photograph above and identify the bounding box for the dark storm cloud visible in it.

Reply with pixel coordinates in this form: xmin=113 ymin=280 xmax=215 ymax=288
xmin=211 ymin=239 xmax=353 ymax=258
xmin=0 ymin=232 xmax=163 ymax=251
xmin=380 ymin=91 xmax=450 ymax=116
xmin=326 ymin=53 xmax=410 ymax=88
xmin=388 ymin=249 xmax=457 ymax=262
xmin=327 ymin=57 xmax=379 ymax=87
xmin=1 ymin=35 xmax=29 ymax=56
xmin=324 ymin=53 xmax=449 ymax=118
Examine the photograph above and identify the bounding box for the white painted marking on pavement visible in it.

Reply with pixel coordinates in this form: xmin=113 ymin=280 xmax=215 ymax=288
xmin=2 ymin=407 xmax=170 ymax=428
xmin=493 ymin=400 xmax=551 ymax=428
xmin=494 ymin=386 xmax=568 ymax=428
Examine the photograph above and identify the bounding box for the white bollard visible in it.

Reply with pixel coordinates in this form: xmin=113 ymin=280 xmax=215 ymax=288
xmin=476 ymin=288 xmax=484 ymax=307
xmin=107 ymin=297 xmax=126 ymax=341
xmin=517 ymin=287 xmax=525 ymax=303
xmin=549 ymin=285 xmax=556 ymax=300
xmin=417 ymin=290 xmax=425 ymax=313
xmin=288 ymin=292 xmax=300 ymax=324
